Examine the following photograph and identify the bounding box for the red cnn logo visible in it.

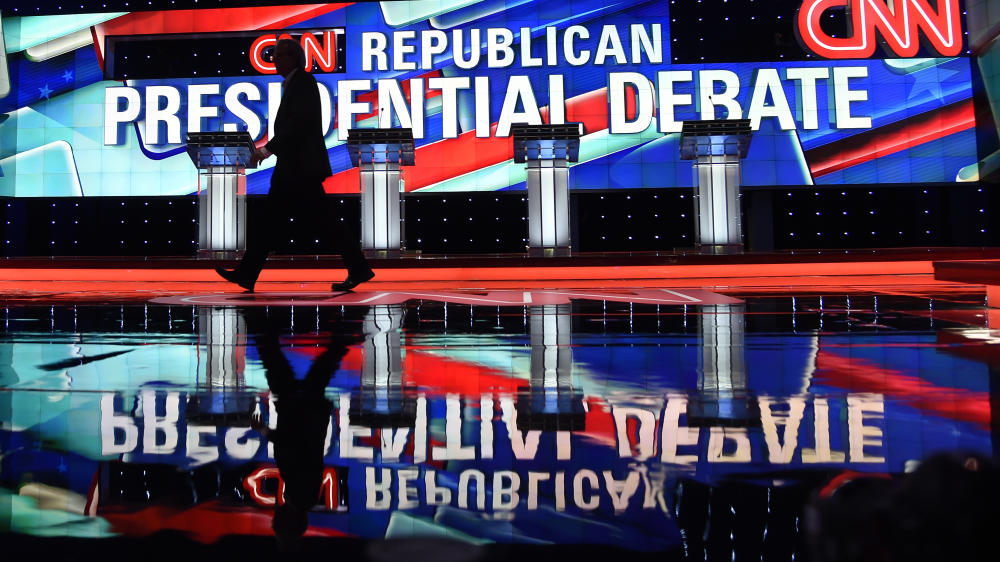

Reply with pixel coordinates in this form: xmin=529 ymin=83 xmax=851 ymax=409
xmin=249 ymin=30 xmax=343 ymax=74
xmin=797 ymin=0 xmax=962 ymax=59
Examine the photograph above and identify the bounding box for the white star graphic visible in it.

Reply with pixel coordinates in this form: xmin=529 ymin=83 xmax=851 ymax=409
xmin=38 ymin=83 xmax=52 ymax=100
xmin=62 ymin=70 xmax=74 ymax=83
xmin=906 ymin=60 xmax=960 ymax=101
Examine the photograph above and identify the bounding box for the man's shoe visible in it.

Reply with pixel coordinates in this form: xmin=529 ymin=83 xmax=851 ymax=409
xmin=215 ymin=267 xmax=256 ymax=292
xmin=331 ymin=269 xmax=374 ymax=292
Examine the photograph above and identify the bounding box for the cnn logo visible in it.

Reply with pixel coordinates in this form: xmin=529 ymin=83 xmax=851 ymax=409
xmin=797 ymin=0 xmax=963 ymax=59
xmin=249 ymin=30 xmax=345 ymax=73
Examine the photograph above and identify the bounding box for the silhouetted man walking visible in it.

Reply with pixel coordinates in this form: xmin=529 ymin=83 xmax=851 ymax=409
xmin=247 ymin=307 xmax=366 ymax=548
xmin=216 ymin=38 xmax=374 ymax=292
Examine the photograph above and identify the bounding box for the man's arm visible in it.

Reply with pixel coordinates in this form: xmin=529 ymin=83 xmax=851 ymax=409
xmin=250 ymin=412 xmax=278 ymax=442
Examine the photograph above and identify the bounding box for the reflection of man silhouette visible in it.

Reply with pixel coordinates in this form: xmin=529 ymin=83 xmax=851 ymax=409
xmin=248 ymin=308 xmax=366 ymax=547
xmin=217 ymin=38 xmax=374 ymax=293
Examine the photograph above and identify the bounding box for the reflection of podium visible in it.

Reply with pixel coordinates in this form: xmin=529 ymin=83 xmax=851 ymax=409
xmin=185 ymin=132 xmax=255 ymax=252
xmin=687 ymin=304 xmax=759 ymax=428
xmin=679 ymin=120 xmax=753 ymax=253
xmin=349 ymin=305 xmax=416 ymax=427
xmin=512 ymin=124 xmax=582 ymax=252
xmin=188 ymin=307 xmax=255 ymax=426
xmin=347 ymin=128 xmax=414 ymax=253
xmin=516 ymin=304 xmax=586 ymax=431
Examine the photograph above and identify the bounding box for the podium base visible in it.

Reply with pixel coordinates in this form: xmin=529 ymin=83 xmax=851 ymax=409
xmin=697 ymin=243 xmax=744 ymax=255
xmin=526 ymin=246 xmax=572 ymax=258
xmin=363 ymin=248 xmax=404 ymax=259
xmin=198 ymin=249 xmax=244 ymax=260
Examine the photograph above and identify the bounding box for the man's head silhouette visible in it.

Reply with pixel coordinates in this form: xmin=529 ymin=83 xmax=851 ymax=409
xmin=273 ymin=38 xmax=305 ymax=78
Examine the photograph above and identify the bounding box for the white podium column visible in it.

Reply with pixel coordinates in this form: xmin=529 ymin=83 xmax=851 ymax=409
xmin=526 ymin=159 xmax=571 ymax=248
xmin=198 ymin=165 xmax=246 ymax=252
xmin=518 ymin=304 xmax=585 ymax=430
xmin=687 ymin=303 xmax=759 ymax=427
xmin=350 ymin=304 xmax=415 ymax=427
xmin=679 ymin=120 xmax=753 ymax=254
xmin=693 ymin=153 xmax=743 ymax=247
xmin=512 ymin=124 xmax=582 ymax=254
xmin=186 ymin=132 xmax=255 ymax=253
xmin=347 ymin=129 xmax=414 ymax=255
xmin=191 ymin=306 xmax=251 ymax=424
xmin=359 ymin=161 xmax=402 ymax=251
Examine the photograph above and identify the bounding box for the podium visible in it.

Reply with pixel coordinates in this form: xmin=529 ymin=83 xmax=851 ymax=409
xmin=516 ymin=304 xmax=586 ymax=431
xmin=687 ymin=303 xmax=759 ymax=428
xmin=512 ymin=124 xmax=582 ymax=252
xmin=347 ymin=128 xmax=414 ymax=253
xmin=188 ymin=307 xmax=254 ymax=426
xmin=679 ymin=120 xmax=753 ymax=253
xmin=185 ymin=131 xmax=255 ymax=253
xmin=348 ymin=305 xmax=417 ymax=428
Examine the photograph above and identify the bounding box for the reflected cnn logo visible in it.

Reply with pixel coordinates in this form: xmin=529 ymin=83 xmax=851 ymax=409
xmin=797 ymin=0 xmax=963 ymax=59
xmin=249 ymin=29 xmax=346 ymax=74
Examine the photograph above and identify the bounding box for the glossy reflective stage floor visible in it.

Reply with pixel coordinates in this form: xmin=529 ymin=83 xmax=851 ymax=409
xmin=1 ymin=284 xmax=997 ymax=559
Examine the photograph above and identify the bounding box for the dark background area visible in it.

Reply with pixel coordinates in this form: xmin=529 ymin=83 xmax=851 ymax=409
xmin=1 ymin=184 xmax=993 ymax=256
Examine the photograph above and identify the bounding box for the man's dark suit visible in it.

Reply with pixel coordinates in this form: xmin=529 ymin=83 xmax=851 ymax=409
xmin=247 ymin=307 xmax=367 ymax=542
xmin=234 ymin=68 xmax=370 ymax=284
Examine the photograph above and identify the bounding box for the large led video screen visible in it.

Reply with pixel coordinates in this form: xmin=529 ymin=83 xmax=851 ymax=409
xmin=0 ymin=0 xmax=979 ymax=196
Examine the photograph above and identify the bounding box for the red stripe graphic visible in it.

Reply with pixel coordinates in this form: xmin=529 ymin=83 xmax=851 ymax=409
xmin=813 ymin=351 xmax=990 ymax=429
xmin=806 ymin=99 xmax=975 ymax=177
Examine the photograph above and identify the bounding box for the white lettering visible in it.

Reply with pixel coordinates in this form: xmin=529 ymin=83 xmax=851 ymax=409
xmin=747 ymin=68 xmax=796 ymax=130
xmin=493 ymin=471 xmax=520 ymax=510
xmin=786 ymin=67 xmax=829 ymax=130
xmin=425 ymin=470 xmax=452 ymax=505
xmin=848 ymin=395 xmax=885 ymax=462
xmin=337 ymin=80 xmax=373 ymax=141
xmin=339 ymin=395 xmax=374 ymax=460
xmin=393 ymin=30 xmax=417 ymax=71
xmin=657 ymin=70 xmax=693 ymax=134
xmin=187 ymin=84 xmax=220 ymax=134
xmin=759 ymin=397 xmax=806 ymax=463
xmin=487 ymin=28 xmax=516 ymax=67
xmin=366 ymin=466 xmax=392 ymax=509
xmin=421 ymin=30 xmax=448 ymax=69
xmin=397 ymin=468 xmax=420 ymax=509
xmin=699 ymin=70 xmax=742 ymax=120
xmin=432 ymin=396 xmax=476 ymax=460
xmin=378 ymin=78 xmax=425 ymax=139
xmin=595 ymin=25 xmax=627 ymax=65
xmin=141 ymin=390 xmax=179 ymax=455
xmin=573 ymin=469 xmax=600 ymax=510
xmin=661 ymin=397 xmax=700 ymax=464
xmin=362 ymin=32 xmax=388 ymax=72
xmin=100 ymin=393 xmax=138 ymax=454
xmin=833 ymin=66 xmax=871 ymax=129
xmin=144 ymin=86 xmax=182 ymax=145
xmin=495 ymin=76 xmax=543 ymax=137
xmin=103 ymin=87 xmax=141 ymax=145
xmin=564 ymin=26 xmax=590 ymax=65
xmin=609 ymin=72 xmax=654 ymax=134
xmin=222 ymin=82 xmax=262 ymax=139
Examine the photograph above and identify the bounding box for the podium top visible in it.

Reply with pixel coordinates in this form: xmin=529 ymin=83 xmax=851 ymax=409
xmin=346 ymin=128 xmax=415 ymax=166
xmin=185 ymin=131 xmax=257 ymax=169
xmin=511 ymin=123 xmax=583 ymax=163
xmin=679 ymin=119 xmax=752 ymax=159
